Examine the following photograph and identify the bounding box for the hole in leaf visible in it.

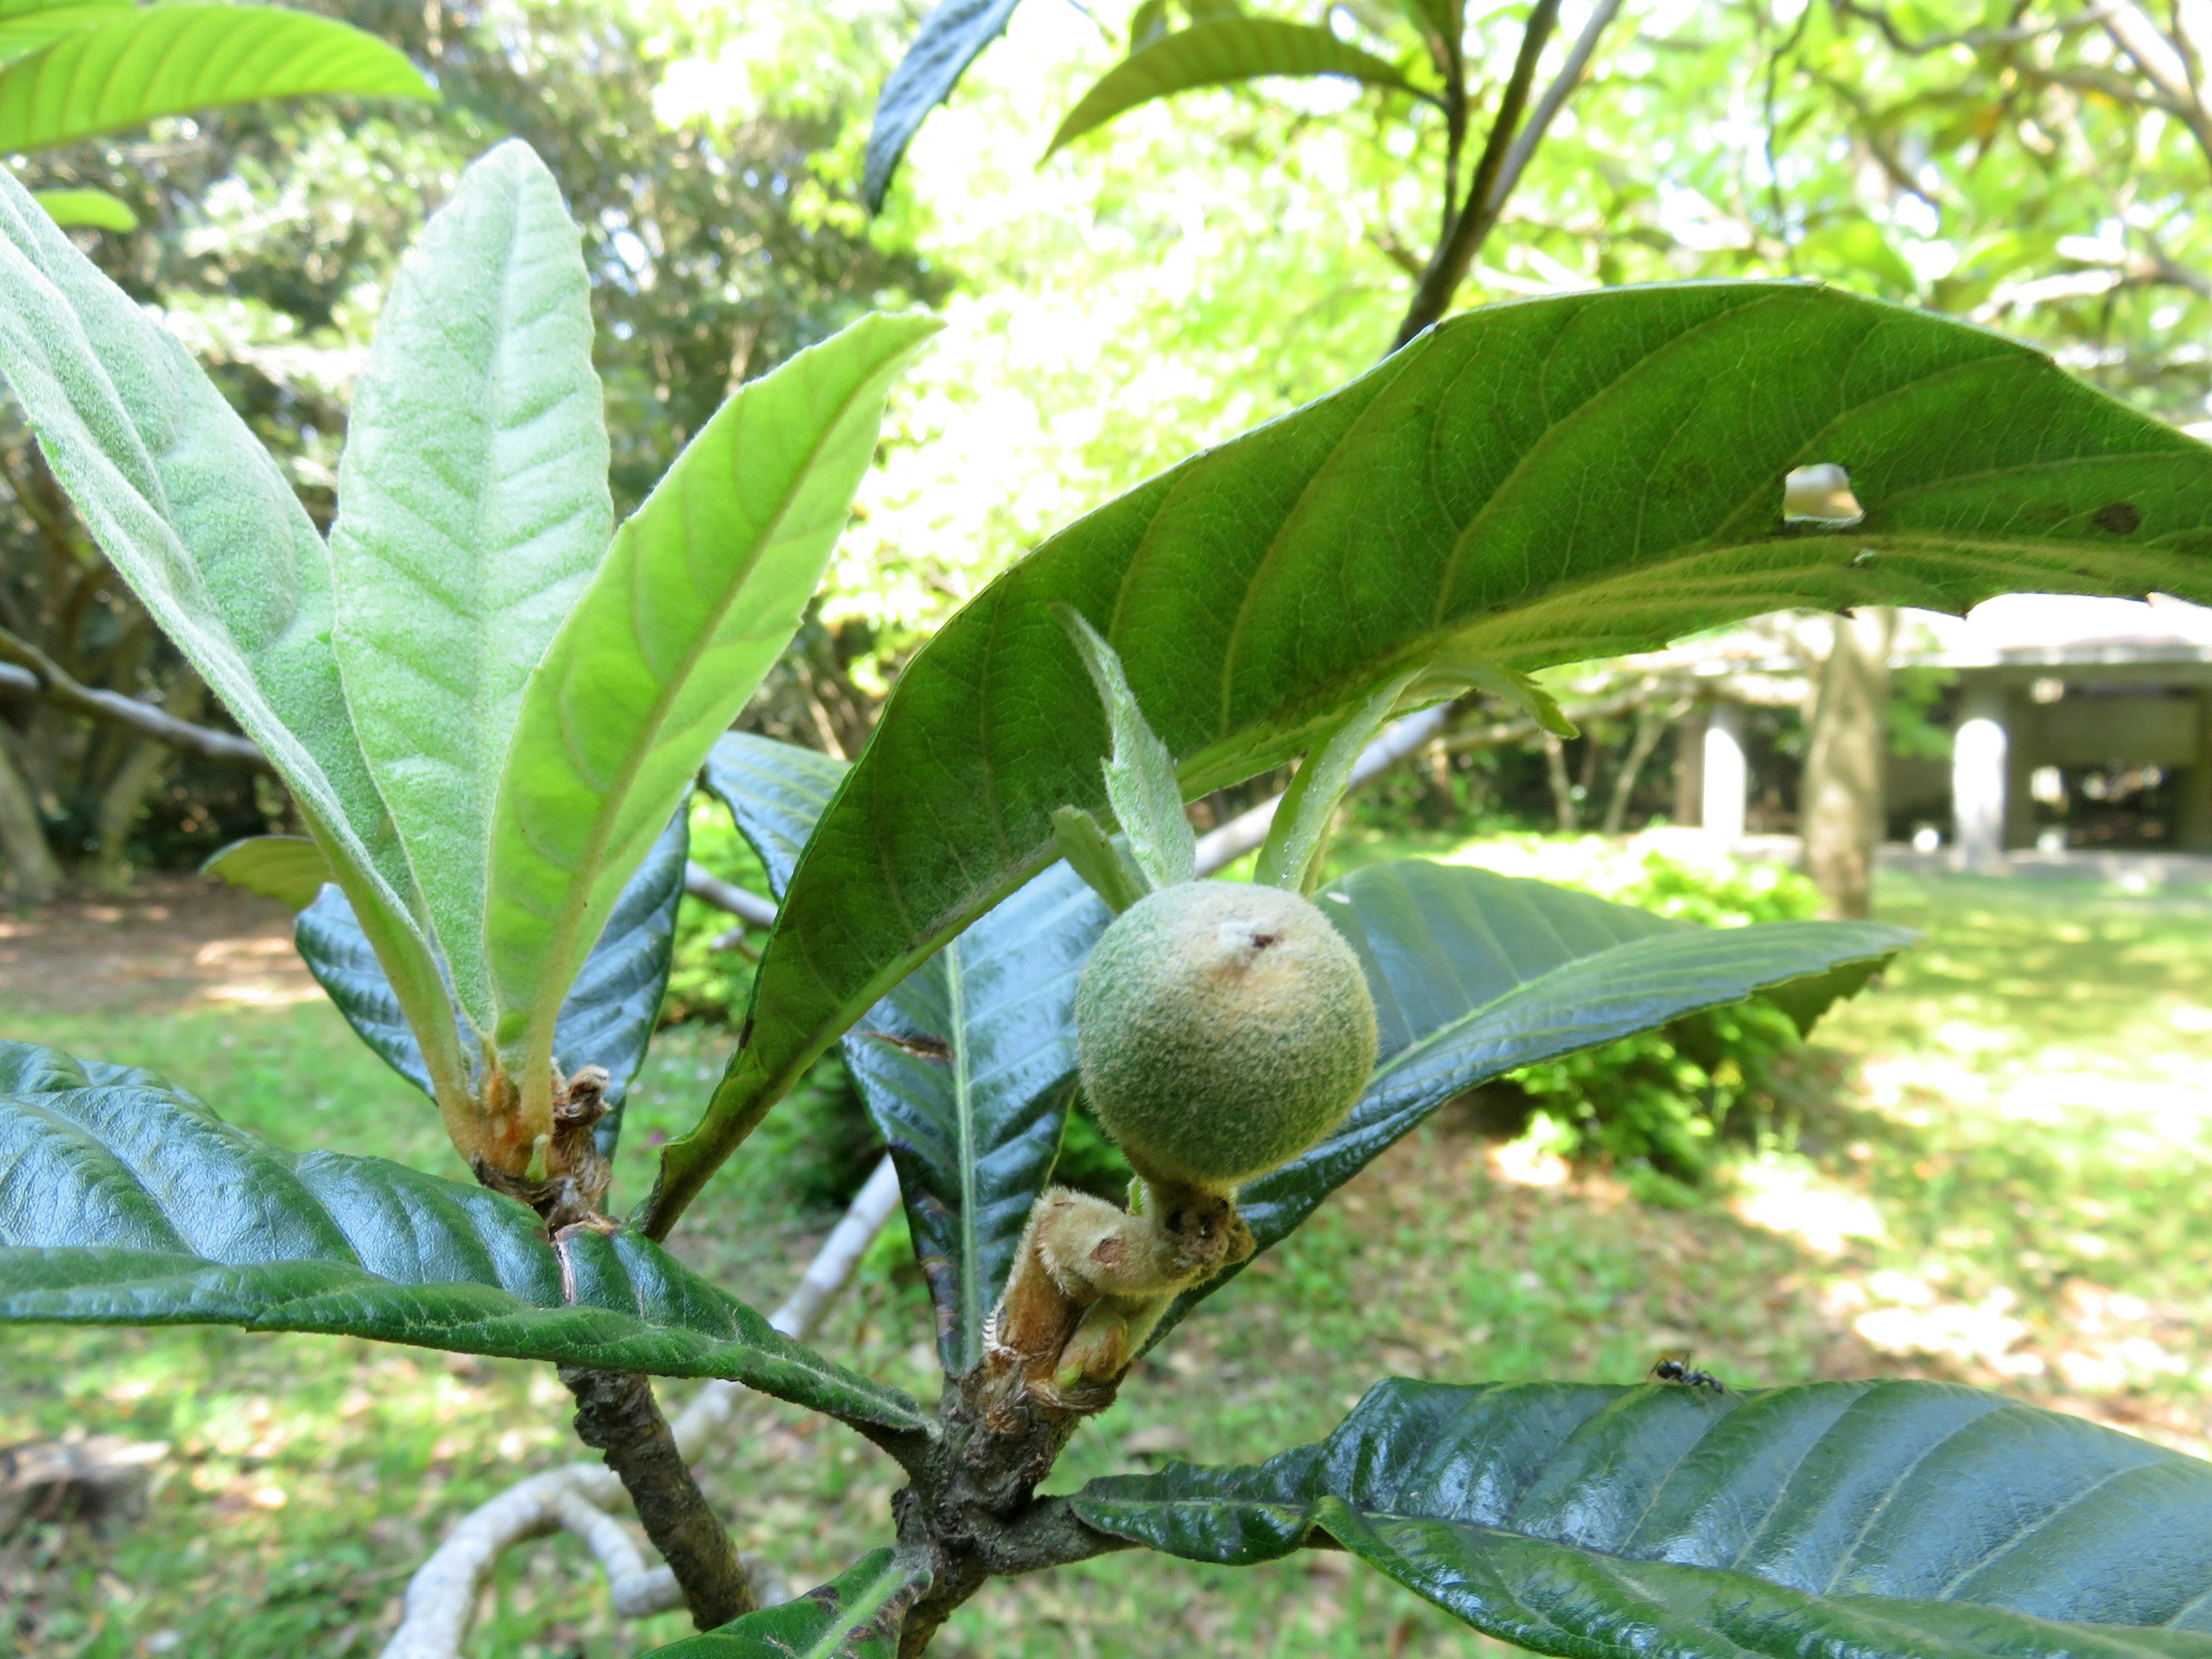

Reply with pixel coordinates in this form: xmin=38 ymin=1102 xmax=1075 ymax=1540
xmin=1783 ymin=463 xmax=1865 ymax=527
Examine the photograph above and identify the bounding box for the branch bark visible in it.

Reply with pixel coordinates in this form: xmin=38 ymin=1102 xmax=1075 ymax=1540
xmin=684 ymin=861 xmax=779 ymax=929
xmin=0 ymin=625 xmax=268 ymax=770
xmin=889 ymin=1373 xmax=1137 ymax=1655
xmin=379 ymin=1157 xmax=905 ymax=1658
xmin=1391 ymin=0 xmax=1564 ymax=350
xmin=558 ymin=1366 xmax=755 ymax=1628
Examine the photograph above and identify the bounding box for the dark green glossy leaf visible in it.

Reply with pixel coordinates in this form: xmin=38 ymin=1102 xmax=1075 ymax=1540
xmin=0 ymin=1043 xmax=925 ymax=1434
xmin=0 ymin=4 xmax=434 ymax=151
xmin=701 ymin=731 xmax=1107 ymax=1372
xmin=1046 ymin=18 xmax=1427 ymax=157
xmin=296 ymin=810 xmax=689 ymax=1132
xmin=0 ymin=1041 xmax=168 ymax=1097
xmin=1152 ymin=859 xmax=1907 ymax=1336
xmin=863 ymin=0 xmax=1022 ymax=210
xmin=842 ymin=861 xmax=1111 ymax=1374
xmin=698 ymin=732 xmax=849 ymax=902
xmin=644 ymin=1549 xmax=931 ymax=1657
xmin=556 ymin=808 xmax=689 ymax=1158
xmin=648 ymin=282 xmax=2198 ymax=1237
xmin=294 ymin=887 xmax=439 ymax=1099
xmin=1075 ymin=1376 xmax=2212 ymax=1657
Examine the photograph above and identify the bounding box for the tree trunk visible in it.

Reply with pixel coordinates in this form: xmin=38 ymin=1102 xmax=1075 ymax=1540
xmin=1673 ymin=708 xmax=1705 ymax=827
xmin=1602 ymin=707 xmax=1672 ymax=834
xmin=1541 ymin=732 xmax=1578 ymax=830
xmin=1425 ymin=738 xmax=1455 ymax=822
xmin=1800 ymin=608 xmax=1896 ymax=919
xmin=88 ymin=672 xmax=202 ymax=893
xmin=0 ymin=732 xmax=60 ymax=903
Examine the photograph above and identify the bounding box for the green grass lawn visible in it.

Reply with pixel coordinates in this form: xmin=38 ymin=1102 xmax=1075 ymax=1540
xmin=9 ymin=854 xmax=2212 ymax=1657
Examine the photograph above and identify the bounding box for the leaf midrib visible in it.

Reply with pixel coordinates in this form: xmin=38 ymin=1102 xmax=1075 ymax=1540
xmin=798 ymin=1555 xmax=923 ymax=1659
xmin=1366 ymin=927 xmax=1899 ymax=1092
xmin=0 ymin=1244 xmax=931 ymax=1427
xmin=518 ymin=365 xmax=882 ymax=1044
xmin=1165 ymin=513 xmax=2199 ymax=798
xmin=1361 ymin=915 xmax=1669 ymax=1085
xmin=945 ymin=941 xmax=984 ymax=1373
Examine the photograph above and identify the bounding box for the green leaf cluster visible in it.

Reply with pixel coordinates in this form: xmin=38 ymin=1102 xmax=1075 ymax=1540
xmin=869 ymin=0 xmax=1434 ymax=211
xmin=0 ymin=137 xmax=937 ymax=1169
xmin=0 ymin=0 xmax=434 ymax=220
xmin=652 ymin=279 xmax=2212 ymax=1237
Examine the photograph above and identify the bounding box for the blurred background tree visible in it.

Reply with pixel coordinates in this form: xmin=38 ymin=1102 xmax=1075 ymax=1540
xmin=4 ymin=0 xmax=2208 ymax=901
xmin=0 ymin=0 xmax=940 ymax=897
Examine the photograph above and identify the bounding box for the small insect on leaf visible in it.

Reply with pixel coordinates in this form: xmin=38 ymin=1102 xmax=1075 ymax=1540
xmin=1652 ymin=1354 xmax=1726 ymax=1395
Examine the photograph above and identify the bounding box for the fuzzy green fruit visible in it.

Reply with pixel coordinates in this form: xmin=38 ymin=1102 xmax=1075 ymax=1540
xmin=1074 ymin=880 xmax=1379 ymax=1191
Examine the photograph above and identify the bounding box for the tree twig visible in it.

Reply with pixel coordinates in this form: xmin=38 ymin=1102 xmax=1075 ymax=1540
xmin=1487 ymin=0 xmax=1622 ymax=231
xmin=1392 ymin=0 xmax=1563 ymax=349
xmin=559 ymin=1366 xmax=754 ymax=1628
xmin=684 ymin=862 xmax=778 ymax=929
xmin=1830 ymin=0 xmax=2122 ymax=55
xmin=0 ymin=624 xmax=268 ymax=770
xmin=379 ymin=1158 xmax=904 ymax=1658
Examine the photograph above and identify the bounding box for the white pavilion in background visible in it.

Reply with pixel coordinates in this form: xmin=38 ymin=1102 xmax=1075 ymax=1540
xmin=1684 ymin=595 xmax=2212 ymax=869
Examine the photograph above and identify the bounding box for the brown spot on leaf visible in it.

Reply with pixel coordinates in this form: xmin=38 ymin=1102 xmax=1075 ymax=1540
xmin=1667 ymin=456 xmax=1714 ymax=497
xmin=2093 ymin=501 xmax=2142 ymax=535
xmin=863 ymin=1029 xmax=953 ymax=1060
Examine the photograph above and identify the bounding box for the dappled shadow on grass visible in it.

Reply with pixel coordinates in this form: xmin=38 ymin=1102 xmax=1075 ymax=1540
xmin=1723 ymin=870 xmax=2212 ymax=1453
xmin=12 ymin=862 xmax=2212 ymax=1653
xmin=0 ymin=1324 xmax=649 ymax=1658
xmin=0 ymin=876 xmax=322 ymax=1018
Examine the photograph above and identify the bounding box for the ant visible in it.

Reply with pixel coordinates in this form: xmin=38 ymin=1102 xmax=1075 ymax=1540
xmin=1652 ymin=1355 xmax=1726 ymax=1396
